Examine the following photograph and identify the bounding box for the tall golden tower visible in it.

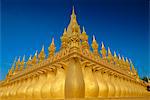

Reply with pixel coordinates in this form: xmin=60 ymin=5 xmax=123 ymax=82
xmin=0 ymin=6 xmax=149 ymax=100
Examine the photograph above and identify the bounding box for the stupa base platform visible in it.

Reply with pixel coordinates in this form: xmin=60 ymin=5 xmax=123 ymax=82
xmin=1 ymin=97 xmax=150 ymax=100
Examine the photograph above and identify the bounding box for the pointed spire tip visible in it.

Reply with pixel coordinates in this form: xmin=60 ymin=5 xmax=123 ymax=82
xmin=18 ymin=56 xmax=21 ymax=62
xmin=92 ymin=35 xmax=96 ymax=41
xmin=64 ymin=28 xmax=66 ymax=32
xmin=126 ymin=57 xmax=129 ymax=62
xmin=122 ymin=56 xmax=125 ymax=61
xmin=42 ymin=45 xmax=44 ymax=51
xmin=83 ymin=26 xmax=85 ymax=32
xmin=118 ymin=54 xmax=121 ymax=59
xmin=72 ymin=5 xmax=75 ymax=15
xmin=108 ymin=47 xmax=111 ymax=54
xmin=35 ymin=50 xmax=38 ymax=56
xmin=63 ymin=28 xmax=67 ymax=35
xmin=23 ymin=55 xmax=25 ymax=61
xmin=52 ymin=37 xmax=54 ymax=43
xmin=114 ymin=51 xmax=117 ymax=57
xmin=12 ymin=56 xmax=17 ymax=66
xmin=29 ymin=54 xmax=32 ymax=60
xmin=129 ymin=58 xmax=132 ymax=64
xmin=101 ymin=41 xmax=105 ymax=48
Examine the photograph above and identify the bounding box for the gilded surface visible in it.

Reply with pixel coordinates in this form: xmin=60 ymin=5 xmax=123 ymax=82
xmin=0 ymin=7 xmax=150 ymax=100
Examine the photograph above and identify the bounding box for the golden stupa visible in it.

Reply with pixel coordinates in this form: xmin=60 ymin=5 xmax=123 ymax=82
xmin=0 ymin=6 xmax=149 ymax=100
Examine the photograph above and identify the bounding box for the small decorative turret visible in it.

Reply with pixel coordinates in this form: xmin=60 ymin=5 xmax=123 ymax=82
xmin=8 ymin=69 xmax=12 ymax=77
xmin=92 ymin=35 xmax=99 ymax=55
xmin=81 ymin=27 xmax=88 ymax=41
xmin=61 ymin=28 xmax=68 ymax=49
xmin=121 ymin=56 xmax=126 ymax=69
xmin=134 ymin=69 xmax=140 ymax=80
xmin=113 ymin=51 xmax=117 ymax=58
xmin=113 ymin=51 xmax=119 ymax=66
xmin=48 ymin=38 xmax=56 ymax=58
xmin=125 ymin=57 xmax=130 ymax=71
xmin=130 ymin=64 xmax=140 ymax=80
xmin=122 ymin=56 xmax=125 ymax=62
xmin=118 ymin=54 xmax=123 ymax=68
xmin=129 ymin=59 xmax=136 ymax=76
xmin=118 ymin=54 xmax=121 ymax=60
xmin=38 ymin=45 xmax=46 ymax=62
xmin=81 ymin=26 xmax=89 ymax=50
xmin=9 ymin=66 xmax=14 ymax=76
xmin=14 ymin=56 xmax=21 ymax=73
xmin=8 ymin=57 xmax=16 ymax=76
xmin=100 ymin=42 xmax=107 ymax=58
xmin=31 ymin=50 xmax=38 ymax=65
xmin=107 ymin=47 xmax=113 ymax=64
xmin=20 ymin=55 xmax=25 ymax=71
xmin=26 ymin=55 xmax=32 ymax=68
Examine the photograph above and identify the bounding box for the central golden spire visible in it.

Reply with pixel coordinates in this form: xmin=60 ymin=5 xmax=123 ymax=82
xmin=67 ymin=6 xmax=81 ymax=35
xmin=72 ymin=6 xmax=75 ymax=17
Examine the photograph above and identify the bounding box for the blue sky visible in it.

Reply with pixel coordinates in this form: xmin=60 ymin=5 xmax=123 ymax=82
xmin=0 ymin=0 xmax=149 ymax=80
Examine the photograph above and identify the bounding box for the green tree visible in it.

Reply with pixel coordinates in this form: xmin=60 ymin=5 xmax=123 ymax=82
xmin=141 ymin=76 xmax=149 ymax=82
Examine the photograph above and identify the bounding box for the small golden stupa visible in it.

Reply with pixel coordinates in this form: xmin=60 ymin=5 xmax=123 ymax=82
xmin=0 ymin=6 xmax=149 ymax=100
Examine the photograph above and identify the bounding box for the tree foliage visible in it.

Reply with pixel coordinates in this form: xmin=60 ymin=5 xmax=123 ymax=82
xmin=141 ymin=76 xmax=149 ymax=82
